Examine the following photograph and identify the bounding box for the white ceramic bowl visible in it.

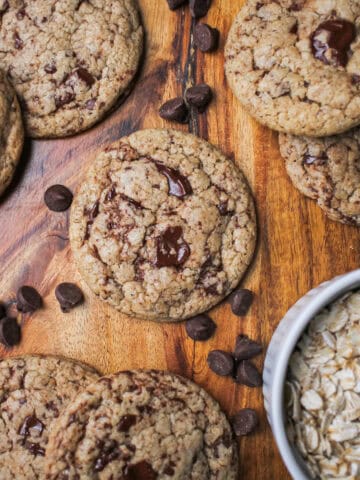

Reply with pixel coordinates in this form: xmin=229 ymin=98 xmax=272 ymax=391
xmin=263 ymin=269 xmax=360 ymax=480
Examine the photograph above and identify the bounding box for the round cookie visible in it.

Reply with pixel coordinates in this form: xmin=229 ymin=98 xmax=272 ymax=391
xmin=279 ymin=129 xmax=360 ymax=226
xmin=0 ymin=69 xmax=23 ymax=195
xmin=0 ymin=355 xmax=100 ymax=479
xmin=0 ymin=0 xmax=143 ymax=138
xmin=225 ymin=0 xmax=360 ymax=137
xmin=45 ymin=370 xmax=238 ymax=479
xmin=69 ymin=129 xmax=256 ymax=322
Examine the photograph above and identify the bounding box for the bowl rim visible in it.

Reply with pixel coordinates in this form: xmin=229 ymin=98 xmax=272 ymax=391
xmin=267 ymin=268 xmax=360 ymax=480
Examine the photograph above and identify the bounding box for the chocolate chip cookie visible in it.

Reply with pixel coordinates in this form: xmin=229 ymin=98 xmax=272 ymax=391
xmin=0 ymin=69 xmax=23 ymax=195
xmin=45 ymin=370 xmax=238 ymax=479
xmin=0 ymin=355 xmax=99 ymax=479
xmin=225 ymin=1 xmax=360 ymax=137
xmin=0 ymin=0 xmax=143 ymax=138
xmin=69 ymin=129 xmax=256 ymax=322
xmin=279 ymin=129 xmax=360 ymax=226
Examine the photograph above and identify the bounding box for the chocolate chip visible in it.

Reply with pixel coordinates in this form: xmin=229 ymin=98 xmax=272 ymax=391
xmin=166 ymin=0 xmax=187 ymax=10
xmin=0 ymin=317 xmax=21 ymax=347
xmin=352 ymin=74 xmax=360 ymax=85
xmin=235 ymin=360 xmax=262 ymax=387
xmin=55 ymin=283 xmax=84 ymax=312
xmin=194 ymin=23 xmax=219 ymax=52
xmin=207 ymin=350 xmax=234 ymax=376
xmin=118 ymin=414 xmax=137 ymax=432
xmin=24 ymin=441 xmax=45 ymax=456
xmin=234 ymin=335 xmax=262 ymax=361
xmin=44 ymin=63 xmax=57 ymax=74
xmin=0 ymin=304 xmax=6 ymax=319
xmin=85 ymin=98 xmax=96 ymax=110
xmin=123 ymin=460 xmax=157 ymax=480
xmin=159 ymin=97 xmax=189 ymax=123
xmin=229 ymin=288 xmax=254 ymax=316
xmin=155 ymin=162 xmax=192 ymax=198
xmin=190 ymin=0 xmax=211 ymax=18
xmin=19 ymin=415 xmax=45 ymax=437
xmin=55 ymin=91 xmax=75 ymax=109
xmin=94 ymin=440 xmax=119 ymax=472
xmin=185 ymin=314 xmax=217 ymax=341
xmin=84 ymin=200 xmax=100 ymax=240
xmin=185 ymin=84 xmax=212 ymax=112
xmin=155 ymin=226 xmax=190 ymax=268
xmin=44 ymin=185 xmax=73 ymax=212
xmin=76 ymin=67 xmax=95 ymax=87
xmin=310 ymin=19 xmax=356 ymax=67
xmin=13 ymin=31 xmax=23 ymax=49
xmin=303 ymin=153 xmax=328 ymax=166
xmin=17 ymin=286 xmax=42 ymax=313
xmin=231 ymin=409 xmax=259 ymax=436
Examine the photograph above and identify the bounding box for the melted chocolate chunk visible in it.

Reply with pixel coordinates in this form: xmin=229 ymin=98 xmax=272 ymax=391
xmin=155 ymin=227 xmax=190 ymax=268
xmin=85 ymin=98 xmax=96 ymax=110
xmin=24 ymin=441 xmax=45 ymax=456
xmin=19 ymin=415 xmax=45 ymax=437
xmin=290 ymin=21 xmax=298 ymax=35
xmin=123 ymin=461 xmax=157 ymax=480
xmin=76 ymin=67 xmax=95 ymax=87
xmin=94 ymin=441 xmax=120 ymax=472
xmin=310 ymin=19 xmax=356 ymax=67
xmin=84 ymin=200 xmax=100 ymax=240
xmin=303 ymin=153 xmax=328 ymax=166
xmin=55 ymin=91 xmax=75 ymax=109
xmin=120 ymin=193 xmax=142 ymax=209
xmin=118 ymin=414 xmax=137 ymax=432
xmin=16 ymin=8 xmax=26 ymax=19
xmin=218 ymin=200 xmax=233 ymax=215
xmin=155 ymin=162 xmax=192 ymax=198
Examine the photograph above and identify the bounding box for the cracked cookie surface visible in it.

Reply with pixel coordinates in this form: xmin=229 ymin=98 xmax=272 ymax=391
xmin=0 ymin=69 xmax=23 ymax=195
xmin=69 ymin=129 xmax=256 ymax=322
xmin=279 ymin=129 xmax=360 ymax=226
xmin=225 ymin=0 xmax=360 ymax=137
xmin=0 ymin=0 xmax=143 ymax=138
xmin=0 ymin=355 xmax=100 ymax=479
xmin=45 ymin=370 xmax=238 ymax=480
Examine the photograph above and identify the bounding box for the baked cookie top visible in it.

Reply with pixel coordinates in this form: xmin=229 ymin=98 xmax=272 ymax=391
xmin=69 ymin=129 xmax=256 ymax=322
xmin=0 ymin=355 xmax=100 ymax=479
xmin=0 ymin=0 xmax=143 ymax=138
xmin=279 ymin=129 xmax=360 ymax=226
xmin=45 ymin=370 xmax=238 ymax=479
xmin=0 ymin=69 xmax=23 ymax=195
xmin=225 ymin=0 xmax=360 ymax=137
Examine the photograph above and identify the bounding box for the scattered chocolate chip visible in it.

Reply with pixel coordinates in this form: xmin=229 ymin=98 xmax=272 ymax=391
xmin=19 ymin=415 xmax=45 ymax=437
xmin=185 ymin=314 xmax=217 ymax=341
xmin=24 ymin=441 xmax=45 ymax=456
xmin=123 ymin=460 xmax=157 ymax=480
xmin=231 ymin=409 xmax=259 ymax=436
xmin=85 ymin=98 xmax=96 ymax=110
xmin=155 ymin=162 xmax=192 ymax=198
xmin=194 ymin=23 xmax=219 ymax=52
xmin=0 ymin=304 xmax=6 ymax=319
xmin=55 ymin=283 xmax=84 ymax=312
xmin=229 ymin=288 xmax=254 ymax=316
xmin=159 ymin=97 xmax=189 ymax=123
xmin=75 ymin=67 xmax=95 ymax=87
xmin=290 ymin=21 xmax=298 ymax=35
xmin=235 ymin=360 xmax=262 ymax=387
xmin=118 ymin=414 xmax=137 ymax=432
xmin=155 ymin=226 xmax=190 ymax=268
xmin=94 ymin=441 xmax=119 ymax=472
xmin=84 ymin=200 xmax=100 ymax=240
xmin=44 ymin=185 xmax=73 ymax=212
xmin=13 ymin=31 xmax=23 ymax=49
xmin=303 ymin=153 xmax=328 ymax=166
xmin=0 ymin=317 xmax=21 ymax=348
xmin=207 ymin=350 xmax=234 ymax=377
xmin=234 ymin=335 xmax=262 ymax=361
xmin=310 ymin=19 xmax=356 ymax=67
xmin=55 ymin=91 xmax=75 ymax=109
xmin=185 ymin=84 xmax=213 ymax=112
xmin=16 ymin=286 xmax=42 ymax=313
xmin=16 ymin=8 xmax=25 ymax=19
xmin=44 ymin=63 xmax=57 ymax=74
xmin=166 ymin=0 xmax=187 ymax=10
xmin=190 ymin=0 xmax=211 ymax=18
xmin=352 ymin=74 xmax=360 ymax=85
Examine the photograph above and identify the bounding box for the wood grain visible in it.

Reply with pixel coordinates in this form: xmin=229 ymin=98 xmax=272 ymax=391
xmin=0 ymin=1 xmax=359 ymax=478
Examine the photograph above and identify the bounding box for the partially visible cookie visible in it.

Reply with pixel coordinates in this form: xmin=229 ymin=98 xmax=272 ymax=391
xmin=225 ymin=1 xmax=360 ymax=137
xmin=0 ymin=355 xmax=100 ymax=479
xmin=0 ymin=0 xmax=143 ymax=138
xmin=45 ymin=370 xmax=238 ymax=479
xmin=279 ymin=129 xmax=360 ymax=226
xmin=69 ymin=129 xmax=257 ymax=322
xmin=0 ymin=69 xmax=23 ymax=195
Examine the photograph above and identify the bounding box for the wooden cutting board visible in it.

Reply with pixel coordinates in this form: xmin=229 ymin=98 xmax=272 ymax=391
xmin=0 ymin=1 xmax=359 ymax=478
